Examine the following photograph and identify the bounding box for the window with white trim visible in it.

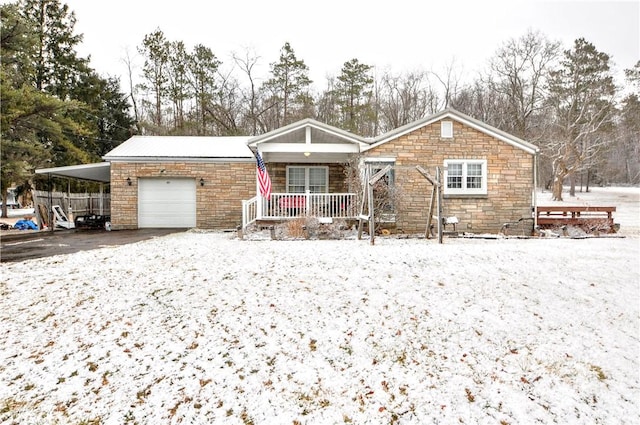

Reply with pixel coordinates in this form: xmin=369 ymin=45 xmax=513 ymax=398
xmin=444 ymin=159 xmax=487 ymax=195
xmin=286 ymin=166 xmax=328 ymax=193
xmin=441 ymin=121 xmax=453 ymax=138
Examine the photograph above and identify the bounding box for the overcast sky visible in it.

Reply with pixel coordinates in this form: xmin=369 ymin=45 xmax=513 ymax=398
xmin=44 ymin=0 xmax=640 ymax=90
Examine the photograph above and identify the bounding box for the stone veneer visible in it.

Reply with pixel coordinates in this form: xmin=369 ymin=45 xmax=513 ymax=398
xmin=110 ymin=161 xmax=255 ymax=230
xmin=364 ymin=119 xmax=535 ymax=234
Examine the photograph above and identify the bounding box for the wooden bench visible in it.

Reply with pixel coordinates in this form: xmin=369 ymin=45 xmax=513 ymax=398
xmin=278 ymin=195 xmax=306 ymax=216
xmin=536 ymin=206 xmax=617 ymax=233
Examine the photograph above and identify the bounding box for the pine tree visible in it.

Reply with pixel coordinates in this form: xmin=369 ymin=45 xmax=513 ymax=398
xmin=264 ymin=42 xmax=312 ymax=127
xmin=187 ymin=44 xmax=221 ymax=135
xmin=138 ymin=28 xmax=170 ymax=129
xmin=19 ymin=0 xmax=87 ymax=99
xmin=333 ymin=58 xmax=374 ymax=135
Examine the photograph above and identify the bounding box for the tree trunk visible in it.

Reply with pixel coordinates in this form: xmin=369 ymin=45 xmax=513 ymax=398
xmin=1 ymin=188 xmax=8 ymax=218
xmin=569 ymin=174 xmax=576 ymax=197
xmin=552 ymin=175 xmax=565 ymax=201
xmin=579 ymin=171 xmax=584 ymax=192
xmin=625 ymin=159 xmax=631 ymax=184
xmin=586 ymin=168 xmax=591 ymax=192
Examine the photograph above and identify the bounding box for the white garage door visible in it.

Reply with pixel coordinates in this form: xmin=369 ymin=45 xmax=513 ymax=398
xmin=138 ymin=178 xmax=196 ymax=228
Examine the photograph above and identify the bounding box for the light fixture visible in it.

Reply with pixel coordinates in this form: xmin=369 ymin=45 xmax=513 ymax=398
xmin=126 ymin=177 xmax=132 ymax=186
xmin=304 ymin=152 xmax=311 ymax=157
xmin=200 ymin=178 xmax=205 ymax=187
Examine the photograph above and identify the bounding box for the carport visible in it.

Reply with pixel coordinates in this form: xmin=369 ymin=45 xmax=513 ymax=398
xmin=34 ymin=162 xmax=111 ymax=230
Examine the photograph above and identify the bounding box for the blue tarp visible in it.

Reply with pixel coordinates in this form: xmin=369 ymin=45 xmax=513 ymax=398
xmin=13 ymin=219 xmax=38 ymax=230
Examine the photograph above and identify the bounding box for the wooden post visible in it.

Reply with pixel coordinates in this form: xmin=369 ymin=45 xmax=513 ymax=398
xmin=357 ymin=167 xmax=369 ymax=241
xmin=416 ymin=165 xmax=440 ymax=241
xmin=426 ymin=186 xmax=436 ymax=238
xmin=368 ymin=178 xmax=375 ymax=245
xmin=48 ymin=174 xmax=54 ymax=232
xmin=436 ymin=166 xmax=443 ymax=244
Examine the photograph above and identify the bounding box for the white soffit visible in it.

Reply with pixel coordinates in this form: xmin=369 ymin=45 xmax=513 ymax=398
xmin=35 ymin=162 xmax=111 ymax=183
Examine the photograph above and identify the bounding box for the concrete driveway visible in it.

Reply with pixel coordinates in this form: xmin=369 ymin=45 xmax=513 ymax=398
xmin=0 ymin=228 xmax=185 ymax=263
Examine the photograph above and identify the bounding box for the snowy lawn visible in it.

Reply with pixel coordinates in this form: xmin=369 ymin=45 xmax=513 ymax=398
xmin=1 ymin=186 xmax=638 ymax=424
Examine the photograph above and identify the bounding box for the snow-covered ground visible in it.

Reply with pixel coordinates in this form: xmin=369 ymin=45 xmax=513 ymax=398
xmin=1 ymin=187 xmax=639 ymax=424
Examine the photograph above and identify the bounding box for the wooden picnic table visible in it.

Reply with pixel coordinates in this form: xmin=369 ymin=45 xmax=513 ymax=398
xmin=536 ymin=205 xmax=617 ymax=232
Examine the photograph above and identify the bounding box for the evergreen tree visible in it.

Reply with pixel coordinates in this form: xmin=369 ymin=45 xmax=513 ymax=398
xmin=167 ymin=41 xmax=191 ymax=132
xmin=264 ymin=42 xmax=312 ymax=127
xmin=137 ymin=28 xmax=170 ymax=129
xmin=1 ymin=1 xmax=134 ymax=216
xmin=333 ymin=58 xmax=374 ymax=135
xmin=19 ymin=0 xmax=87 ymax=99
xmin=69 ymin=71 xmax=135 ymax=156
xmin=1 ymin=3 xmax=89 ymax=215
xmin=187 ymin=44 xmax=221 ymax=135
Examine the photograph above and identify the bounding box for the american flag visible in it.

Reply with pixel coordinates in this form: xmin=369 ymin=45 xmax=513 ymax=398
xmin=255 ymin=152 xmax=272 ymax=199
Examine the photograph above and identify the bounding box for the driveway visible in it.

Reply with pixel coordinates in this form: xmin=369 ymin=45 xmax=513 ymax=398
xmin=0 ymin=228 xmax=185 ymax=263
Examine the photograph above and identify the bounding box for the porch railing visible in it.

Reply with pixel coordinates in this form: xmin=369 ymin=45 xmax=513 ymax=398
xmin=242 ymin=196 xmax=258 ymax=229
xmin=242 ymin=193 xmax=357 ymax=229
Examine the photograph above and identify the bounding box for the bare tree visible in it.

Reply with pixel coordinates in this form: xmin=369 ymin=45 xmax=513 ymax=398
xmin=377 ymin=69 xmax=432 ymax=132
xmin=204 ymin=66 xmax=244 ymax=135
xmin=122 ymin=48 xmax=141 ymax=134
xmin=315 ymin=76 xmax=340 ymax=127
xmin=233 ymin=49 xmax=271 ymax=134
xmin=544 ymin=38 xmax=616 ymax=201
xmin=607 ymin=61 xmax=640 ymax=184
xmin=430 ymin=58 xmax=463 ymax=110
xmin=488 ymin=30 xmax=560 ymax=140
xmin=453 ymin=77 xmax=505 ymax=125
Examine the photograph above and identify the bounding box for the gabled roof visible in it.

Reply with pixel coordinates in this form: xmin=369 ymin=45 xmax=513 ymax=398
xmin=36 ymin=162 xmax=111 ymax=183
xmin=365 ymin=108 xmax=539 ymax=155
xmin=247 ymin=118 xmax=370 ymax=148
xmin=103 ymin=136 xmax=254 ymax=162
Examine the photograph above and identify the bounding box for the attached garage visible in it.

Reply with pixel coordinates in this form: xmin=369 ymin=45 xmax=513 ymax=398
xmin=138 ymin=178 xmax=196 ymax=228
xmin=103 ymin=135 xmax=256 ymax=230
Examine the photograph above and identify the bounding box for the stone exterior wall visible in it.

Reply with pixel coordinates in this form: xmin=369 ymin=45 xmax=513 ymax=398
xmin=110 ymin=161 xmax=255 ymax=230
xmin=364 ymin=119 xmax=535 ymax=234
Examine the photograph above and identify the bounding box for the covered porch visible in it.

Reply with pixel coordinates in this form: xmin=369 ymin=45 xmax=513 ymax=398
xmin=242 ymin=119 xmax=369 ymax=228
xmin=243 ymin=192 xmax=358 ymax=227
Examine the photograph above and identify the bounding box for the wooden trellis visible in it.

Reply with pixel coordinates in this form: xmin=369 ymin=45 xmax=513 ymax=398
xmin=416 ymin=165 xmax=443 ymax=244
xmin=357 ymin=165 xmax=443 ymax=245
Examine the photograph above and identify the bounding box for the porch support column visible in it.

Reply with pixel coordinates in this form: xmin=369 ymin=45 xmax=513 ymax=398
xmin=99 ymin=183 xmax=104 ymax=215
xmin=256 ymin=153 xmax=263 ymax=219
